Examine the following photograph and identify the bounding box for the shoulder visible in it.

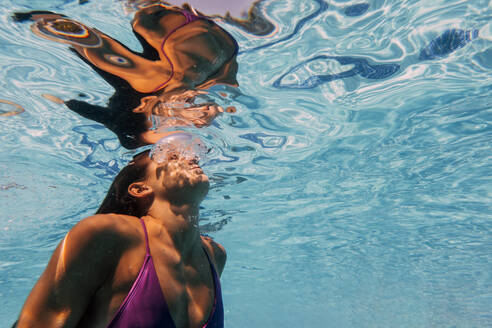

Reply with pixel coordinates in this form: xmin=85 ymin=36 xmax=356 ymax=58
xmin=70 ymin=214 xmax=135 ymax=241
xmin=15 ymin=214 xmax=143 ymax=327
xmin=65 ymin=214 xmax=141 ymax=263
xmin=201 ymin=235 xmax=226 ymax=276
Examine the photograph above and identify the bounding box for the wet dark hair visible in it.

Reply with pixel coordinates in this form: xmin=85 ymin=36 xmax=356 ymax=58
xmin=96 ymin=150 xmax=151 ymax=217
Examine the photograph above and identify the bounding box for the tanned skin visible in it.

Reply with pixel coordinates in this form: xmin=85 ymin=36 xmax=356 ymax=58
xmin=16 ymin=152 xmax=226 ymax=328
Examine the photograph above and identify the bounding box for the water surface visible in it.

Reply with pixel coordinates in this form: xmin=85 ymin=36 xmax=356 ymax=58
xmin=1 ymin=0 xmax=491 ymax=326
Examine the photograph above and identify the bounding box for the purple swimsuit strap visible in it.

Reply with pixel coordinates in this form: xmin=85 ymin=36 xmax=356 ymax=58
xmin=139 ymin=218 xmax=151 ymax=255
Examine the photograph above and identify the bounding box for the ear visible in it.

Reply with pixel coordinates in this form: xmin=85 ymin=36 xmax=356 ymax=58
xmin=128 ymin=182 xmax=153 ymax=198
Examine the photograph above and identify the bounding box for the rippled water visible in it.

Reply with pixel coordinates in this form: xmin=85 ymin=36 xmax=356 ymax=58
xmin=1 ymin=0 xmax=491 ymax=326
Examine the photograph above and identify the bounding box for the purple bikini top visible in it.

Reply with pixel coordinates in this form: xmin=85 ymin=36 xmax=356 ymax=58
xmin=106 ymin=218 xmax=224 ymax=328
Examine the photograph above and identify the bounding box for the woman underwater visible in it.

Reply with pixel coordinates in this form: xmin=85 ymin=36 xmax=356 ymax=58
xmin=15 ymin=134 xmax=226 ymax=328
xmin=15 ymin=3 xmax=240 ymax=148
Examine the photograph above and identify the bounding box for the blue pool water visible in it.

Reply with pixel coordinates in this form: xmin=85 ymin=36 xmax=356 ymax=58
xmin=1 ymin=0 xmax=491 ymax=326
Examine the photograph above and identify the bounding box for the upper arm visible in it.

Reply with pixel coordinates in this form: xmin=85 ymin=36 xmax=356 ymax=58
xmin=202 ymin=236 xmax=227 ymax=277
xmin=213 ymin=242 xmax=227 ymax=276
xmin=17 ymin=215 xmax=128 ymax=328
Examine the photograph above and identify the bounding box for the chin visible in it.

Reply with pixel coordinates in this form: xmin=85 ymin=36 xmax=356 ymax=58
xmin=184 ymin=171 xmax=209 ymax=190
xmin=196 ymin=174 xmax=210 ymax=195
xmin=199 ymin=173 xmax=209 ymax=183
xmin=193 ymin=175 xmax=210 ymax=193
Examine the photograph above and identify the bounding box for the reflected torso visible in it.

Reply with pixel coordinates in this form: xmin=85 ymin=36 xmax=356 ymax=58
xmin=131 ymin=5 xmax=238 ymax=92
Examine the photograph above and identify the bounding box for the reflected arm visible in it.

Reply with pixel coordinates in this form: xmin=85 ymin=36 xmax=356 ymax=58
xmin=64 ymin=99 xmax=113 ymax=126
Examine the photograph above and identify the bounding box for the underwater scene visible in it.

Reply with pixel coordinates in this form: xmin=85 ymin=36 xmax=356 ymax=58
xmin=0 ymin=0 xmax=491 ymax=326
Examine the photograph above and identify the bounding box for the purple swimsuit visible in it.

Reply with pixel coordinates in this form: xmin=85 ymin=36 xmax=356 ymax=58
xmin=106 ymin=218 xmax=224 ymax=328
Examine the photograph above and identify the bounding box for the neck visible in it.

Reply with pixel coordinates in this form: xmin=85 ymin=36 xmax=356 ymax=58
xmin=144 ymin=200 xmax=202 ymax=257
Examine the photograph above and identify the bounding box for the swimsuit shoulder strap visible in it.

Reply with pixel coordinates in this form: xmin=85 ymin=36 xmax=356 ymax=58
xmin=139 ymin=218 xmax=151 ymax=256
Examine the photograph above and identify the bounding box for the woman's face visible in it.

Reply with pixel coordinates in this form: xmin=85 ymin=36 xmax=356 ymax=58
xmin=145 ymin=150 xmax=210 ymax=205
